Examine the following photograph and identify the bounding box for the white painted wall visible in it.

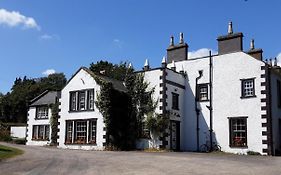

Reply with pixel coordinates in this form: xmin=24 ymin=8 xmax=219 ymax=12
xmin=10 ymin=126 xmax=26 ymax=139
xmin=168 ymin=52 xmax=267 ymax=154
xmin=26 ymin=107 xmax=52 ymax=146
xmin=58 ymin=68 xmax=105 ymax=150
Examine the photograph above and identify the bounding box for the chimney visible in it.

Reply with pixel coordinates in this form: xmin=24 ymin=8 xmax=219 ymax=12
xmin=143 ymin=59 xmax=150 ymax=71
xmin=217 ymin=21 xmax=244 ymax=55
xmin=247 ymin=39 xmax=263 ymax=60
xmin=274 ymin=57 xmax=278 ymax=67
xmin=167 ymin=33 xmax=188 ymax=63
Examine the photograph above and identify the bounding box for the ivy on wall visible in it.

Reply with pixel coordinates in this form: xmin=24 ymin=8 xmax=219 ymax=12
xmin=50 ymin=102 xmax=59 ymax=145
xmin=94 ymin=67 xmax=159 ymax=150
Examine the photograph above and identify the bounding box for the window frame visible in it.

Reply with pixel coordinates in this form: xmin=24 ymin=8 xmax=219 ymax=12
xmin=197 ymin=83 xmax=209 ymax=102
xmin=69 ymin=89 xmax=95 ymax=112
xmin=65 ymin=119 xmax=97 ymax=145
xmin=32 ymin=125 xmax=50 ymax=141
xmin=228 ymin=117 xmax=248 ymax=148
xmin=241 ymin=78 xmax=256 ymax=98
xmin=35 ymin=105 xmax=49 ymax=119
xmin=171 ymin=92 xmax=179 ymax=110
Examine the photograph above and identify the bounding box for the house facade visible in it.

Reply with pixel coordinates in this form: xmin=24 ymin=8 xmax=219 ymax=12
xmin=148 ymin=22 xmax=281 ymax=155
xmin=26 ymin=91 xmax=60 ymax=146
xmin=26 ymin=22 xmax=281 ymax=155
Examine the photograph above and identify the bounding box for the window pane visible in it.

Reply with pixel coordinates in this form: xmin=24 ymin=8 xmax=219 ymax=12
xmin=65 ymin=121 xmax=73 ymax=144
xmin=75 ymin=121 xmax=87 ymax=144
xmin=242 ymin=79 xmax=254 ymax=97
xmin=88 ymin=89 xmax=94 ymax=110
xmin=36 ymin=106 xmax=48 ymax=119
xmin=198 ymin=84 xmax=208 ymax=101
xmin=88 ymin=120 xmax=97 ymax=144
xmin=32 ymin=125 xmax=38 ymax=139
xmin=45 ymin=125 xmax=50 ymax=140
xmin=230 ymin=118 xmax=247 ymax=147
xmin=70 ymin=92 xmax=76 ymax=111
xmin=38 ymin=125 xmax=44 ymax=140
xmin=172 ymin=93 xmax=179 ymax=110
xmin=79 ymin=91 xmax=86 ymax=110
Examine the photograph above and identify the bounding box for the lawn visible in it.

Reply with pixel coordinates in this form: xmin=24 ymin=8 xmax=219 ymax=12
xmin=0 ymin=144 xmax=23 ymax=160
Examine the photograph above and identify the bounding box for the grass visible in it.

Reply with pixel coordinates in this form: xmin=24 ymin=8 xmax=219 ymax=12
xmin=0 ymin=144 xmax=24 ymax=160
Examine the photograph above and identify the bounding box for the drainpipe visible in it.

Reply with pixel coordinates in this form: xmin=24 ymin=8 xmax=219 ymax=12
xmin=195 ymin=70 xmax=203 ymax=152
xmin=208 ymin=51 xmax=213 ymax=152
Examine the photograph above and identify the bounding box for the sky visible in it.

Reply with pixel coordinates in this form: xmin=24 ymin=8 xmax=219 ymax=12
xmin=0 ymin=0 xmax=281 ymax=93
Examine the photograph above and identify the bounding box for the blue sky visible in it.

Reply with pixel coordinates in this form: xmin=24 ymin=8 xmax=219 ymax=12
xmin=0 ymin=0 xmax=281 ymax=93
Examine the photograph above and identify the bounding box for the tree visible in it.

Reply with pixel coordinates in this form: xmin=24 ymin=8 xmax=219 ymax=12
xmin=90 ymin=60 xmax=129 ymax=81
xmin=0 ymin=73 xmax=67 ymax=123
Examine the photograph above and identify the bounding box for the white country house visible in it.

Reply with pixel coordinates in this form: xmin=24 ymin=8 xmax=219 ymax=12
xmin=26 ymin=91 xmax=60 ymax=146
xmin=150 ymin=22 xmax=281 ymax=155
xmin=26 ymin=22 xmax=281 ymax=155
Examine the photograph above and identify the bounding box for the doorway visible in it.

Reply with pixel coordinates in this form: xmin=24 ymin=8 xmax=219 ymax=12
xmin=170 ymin=120 xmax=180 ymax=151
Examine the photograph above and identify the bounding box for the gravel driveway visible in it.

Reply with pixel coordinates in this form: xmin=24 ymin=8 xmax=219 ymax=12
xmin=1 ymin=142 xmax=281 ymax=175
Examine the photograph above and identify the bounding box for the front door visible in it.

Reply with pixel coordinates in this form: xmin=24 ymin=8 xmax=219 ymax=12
xmin=170 ymin=121 xmax=180 ymax=151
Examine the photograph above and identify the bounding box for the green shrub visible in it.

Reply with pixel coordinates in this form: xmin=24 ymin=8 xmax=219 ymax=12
xmin=0 ymin=130 xmax=12 ymax=141
xmin=247 ymin=151 xmax=261 ymax=155
xmin=12 ymin=138 xmax=26 ymax=145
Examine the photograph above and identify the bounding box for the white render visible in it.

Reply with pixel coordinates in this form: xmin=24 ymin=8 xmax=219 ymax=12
xmin=57 ymin=68 xmax=105 ymax=150
xmin=10 ymin=126 xmax=26 ymax=139
xmin=26 ymin=107 xmax=52 ymax=146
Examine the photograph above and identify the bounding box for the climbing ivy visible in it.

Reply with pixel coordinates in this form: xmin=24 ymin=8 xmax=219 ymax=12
xmin=94 ymin=66 xmax=157 ymax=150
xmin=50 ymin=102 xmax=59 ymax=145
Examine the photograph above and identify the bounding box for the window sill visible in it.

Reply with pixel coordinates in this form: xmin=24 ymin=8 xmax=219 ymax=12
xmin=68 ymin=110 xmax=94 ymax=113
xmin=198 ymin=99 xmax=209 ymax=102
xmin=32 ymin=139 xmax=50 ymax=141
xmin=35 ymin=118 xmax=49 ymax=120
xmin=229 ymin=145 xmax=248 ymax=149
xmin=64 ymin=143 xmax=97 ymax=146
xmin=240 ymin=95 xmax=256 ymax=99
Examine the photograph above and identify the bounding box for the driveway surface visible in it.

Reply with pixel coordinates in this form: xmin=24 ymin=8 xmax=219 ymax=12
xmin=0 ymin=142 xmax=281 ymax=175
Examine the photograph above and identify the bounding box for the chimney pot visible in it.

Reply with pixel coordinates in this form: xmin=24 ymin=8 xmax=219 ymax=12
xmin=250 ymin=39 xmax=255 ymax=50
xmin=170 ymin=36 xmax=174 ymax=46
xmin=228 ymin=21 xmax=233 ymax=34
xmin=171 ymin=60 xmax=176 ymax=71
xmin=274 ymin=57 xmax=277 ymax=67
xmin=143 ymin=59 xmax=150 ymax=71
xmin=179 ymin=32 xmax=184 ymax=44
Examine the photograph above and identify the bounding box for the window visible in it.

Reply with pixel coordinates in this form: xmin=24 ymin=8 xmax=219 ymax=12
xmin=277 ymin=80 xmax=281 ymax=108
xmin=65 ymin=121 xmax=73 ymax=144
xmin=241 ymin=78 xmax=255 ymax=98
xmin=78 ymin=91 xmax=86 ymax=110
xmin=198 ymin=84 xmax=208 ymax=101
xmin=69 ymin=89 xmax=94 ymax=112
xmin=172 ymin=92 xmax=179 ymax=110
xmin=87 ymin=89 xmax=94 ymax=110
xmin=65 ymin=119 xmax=97 ymax=145
xmin=36 ymin=106 xmax=49 ymax=119
xmin=32 ymin=125 xmax=50 ymax=140
xmin=229 ymin=117 xmax=247 ymax=147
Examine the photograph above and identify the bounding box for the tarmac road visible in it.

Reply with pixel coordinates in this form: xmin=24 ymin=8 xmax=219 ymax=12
xmin=0 ymin=142 xmax=281 ymax=175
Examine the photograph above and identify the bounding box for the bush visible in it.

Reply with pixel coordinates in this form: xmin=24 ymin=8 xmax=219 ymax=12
xmin=247 ymin=151 xmax=261 ymax=156
xmin=12 ymin=138 xmax=26 ymax=145
xmin=0 ymin=130 xmax=12 ymax=141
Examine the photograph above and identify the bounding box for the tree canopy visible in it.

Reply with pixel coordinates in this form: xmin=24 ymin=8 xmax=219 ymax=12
xmin=0 ymin=73 xmax=67 ymax=123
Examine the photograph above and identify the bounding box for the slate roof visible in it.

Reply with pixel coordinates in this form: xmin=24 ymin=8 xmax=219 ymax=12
xmin=30 ymin=90 xmax=61 ymax=107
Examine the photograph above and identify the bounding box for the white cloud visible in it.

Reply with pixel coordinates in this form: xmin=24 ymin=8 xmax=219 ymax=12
xmin=277 ymin=53 xmax=281 ymax=66
xmin=188 ymin=48 xmax=218 ymax=59
xmin=0 ymin=8 xmax=40 ymax=30
xmin=113 ymin=39 xmax=123 ymax=48
xmin=42 ymin=69 xmax=56 ymax=76
xmin=39 ymin=34 xmax=60 ymax=41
